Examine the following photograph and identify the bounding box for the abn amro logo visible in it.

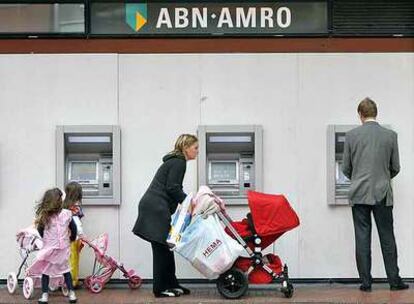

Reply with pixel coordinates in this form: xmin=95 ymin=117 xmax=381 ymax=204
xmin=126 ymin=3 xmax=147 ymax=32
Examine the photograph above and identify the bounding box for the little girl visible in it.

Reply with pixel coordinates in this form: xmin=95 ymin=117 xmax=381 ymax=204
xmin=63 ymin=182 xmax=84 ymax=288
xmin=28 ymin=188 xmax=77 ymax=304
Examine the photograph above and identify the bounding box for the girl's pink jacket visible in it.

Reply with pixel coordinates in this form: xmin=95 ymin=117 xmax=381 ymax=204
xmin=27 ymin=209 xmax=72 ymax=276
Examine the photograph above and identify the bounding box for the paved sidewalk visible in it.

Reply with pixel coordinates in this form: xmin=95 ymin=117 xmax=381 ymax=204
xmin=1 ymin=283 xmax=413 ymax=304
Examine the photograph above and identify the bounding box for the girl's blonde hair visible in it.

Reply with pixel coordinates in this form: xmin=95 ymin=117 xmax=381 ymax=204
xmin=63 ymin=181 xmax=83 ymax=209
xmin=35 ymin=188 xmax=63 ymax=229
xmin=170 ymin=134 xmax=198 ymax=156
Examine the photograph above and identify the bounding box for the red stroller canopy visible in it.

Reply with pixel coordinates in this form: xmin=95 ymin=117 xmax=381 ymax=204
xmin=247 ymin=191 xmax=300 ymax=237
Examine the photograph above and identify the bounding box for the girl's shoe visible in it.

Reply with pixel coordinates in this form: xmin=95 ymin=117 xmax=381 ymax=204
xmin=154 ymin=289 xmax=181 ymax=297
xmin=173 ymin=285 xmax=191 ymax=295
xmin=38 ymin=292 xmax=48 ymax=304
xmin=68 ymin=290 xmax=77 ymax=303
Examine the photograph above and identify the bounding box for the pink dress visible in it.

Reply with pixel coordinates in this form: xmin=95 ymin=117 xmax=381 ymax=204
xmin=27 ymin=209 xmax=72 ymax=276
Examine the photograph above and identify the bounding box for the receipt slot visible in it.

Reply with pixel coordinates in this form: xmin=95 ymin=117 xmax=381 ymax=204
xmin=56 ymin=125 xmax=121 ymax=205
xmin=198 ymin=125 xmax=263 ymax=204
xmin=327 ymin=125 xmax=357 ymax=205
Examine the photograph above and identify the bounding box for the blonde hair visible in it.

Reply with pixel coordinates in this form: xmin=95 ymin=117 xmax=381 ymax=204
xmin=170 ymin=134 xmax=198 ymax=156
xmin=63 ymin=181 xmax=83 ymax=209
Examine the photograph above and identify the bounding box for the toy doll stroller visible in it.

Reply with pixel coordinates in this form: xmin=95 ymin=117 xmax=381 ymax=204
xmin=80 ymin=233 xmax=142 ymax=293
xmin=216 ymin=191 xmax=300 ymax=299
xmin=7 ymin=227 xmax=69 ymax=299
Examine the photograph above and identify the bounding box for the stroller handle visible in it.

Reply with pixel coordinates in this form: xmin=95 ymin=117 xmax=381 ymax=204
xmin=217 ymin=211 xmax=253 ymax=256
xmin=79 ymin=234 xmax=108 ymax=258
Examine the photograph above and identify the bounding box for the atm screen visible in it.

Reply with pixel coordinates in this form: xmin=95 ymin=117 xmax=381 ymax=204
xmin=69 ymin=161 xmax=98 ymax=182
xmin=335 ymin=133 xmax=346 ymax=154
xmin=209 ymin=161 xmax=238 ymax=184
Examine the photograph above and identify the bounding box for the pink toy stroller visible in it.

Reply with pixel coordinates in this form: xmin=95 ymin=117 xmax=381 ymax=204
xmin=7 ymin=226 xmax=69 ymax=299
xmin=80 ymin=233 xmax=142 ymax=293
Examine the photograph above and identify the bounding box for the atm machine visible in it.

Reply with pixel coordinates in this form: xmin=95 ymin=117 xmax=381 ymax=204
xmin=327 ymin=125 xmax=357 ymax=205
xmin=198 ymin=125 xmax=263 ymax=204
xmin=56 ymin=125 xmax=121 ymax=205
xmin=327 ymin=124 xmax=393 ymax=205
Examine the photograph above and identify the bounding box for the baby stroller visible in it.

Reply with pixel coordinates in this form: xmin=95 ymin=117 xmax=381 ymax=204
xmin=7 ymin=226 xmax=69 ymax=299
xmin=80 ymin=233 xmax=142 ymax=293
xmin=216 ymin=191 xmax=300 ymax=299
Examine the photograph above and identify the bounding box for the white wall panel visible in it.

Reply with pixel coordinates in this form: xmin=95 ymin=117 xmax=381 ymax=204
xmin=0 ymin=54 xmax=119 ymax=277
xmin=118 ymin=55 xmax=201 ymax=278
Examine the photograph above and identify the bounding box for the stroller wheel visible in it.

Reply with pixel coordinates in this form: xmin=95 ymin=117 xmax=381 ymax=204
xmin=281 ymin=281 xmax=294 ymax=298
xmin=23 ymin=277 xmax=34 ymax=299
xmin=216 ymin=268 xmax=248 ymax=299
xmin=7 ymin=272 xmax=18 ymax=294
xmin=89 ymin=278 xmax=104 ymax=294
xmin=61 ymin=285 xmax=69 ymax=296
xmin=128 ymin=275 xmax=142 ymax=289
xmin=84 ymin=275 xmax=92 ymax=289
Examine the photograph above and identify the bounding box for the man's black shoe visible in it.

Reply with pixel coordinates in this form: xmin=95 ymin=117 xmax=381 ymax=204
xmin=390 ymin=282 xmax=409 ymax=291
xmin=359 ymin=284 xmax=372 ymax=292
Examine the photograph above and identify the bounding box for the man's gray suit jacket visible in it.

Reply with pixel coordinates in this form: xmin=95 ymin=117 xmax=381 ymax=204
xmin=342 ymin=121 xmax=400 ymax=206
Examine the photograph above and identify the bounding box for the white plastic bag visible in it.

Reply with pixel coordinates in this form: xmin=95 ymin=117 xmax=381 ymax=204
xmin=167 ymin=194 xmax=193 ymax=248
xmin=174 ymin=214 xmax=244 ymax=279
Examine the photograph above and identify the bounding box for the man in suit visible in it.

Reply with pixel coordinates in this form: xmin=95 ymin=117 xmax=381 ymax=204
xmin=342 ymin=97 xmax=408 ymax=292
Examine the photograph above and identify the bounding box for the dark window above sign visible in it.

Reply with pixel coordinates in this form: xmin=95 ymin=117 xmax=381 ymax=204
xmin=333 ymin=0 xmax=414 ymax=36
xmin=0 ymin=3 xmax=85 ymax=35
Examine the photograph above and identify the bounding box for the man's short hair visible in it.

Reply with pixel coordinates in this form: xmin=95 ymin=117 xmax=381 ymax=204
xmin=357 ymin=97 xmax=377 ymax=118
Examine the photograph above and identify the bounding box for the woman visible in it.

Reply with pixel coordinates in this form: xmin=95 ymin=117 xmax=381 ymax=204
xmin=132 ymin=134 xmax=198 ymax=298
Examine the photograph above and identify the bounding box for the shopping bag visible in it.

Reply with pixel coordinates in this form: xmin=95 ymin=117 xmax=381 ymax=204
xmin=174 ymin=214 xmax=244 ymax=279
xmin=166 ymin=194 xmax=193 ymax=248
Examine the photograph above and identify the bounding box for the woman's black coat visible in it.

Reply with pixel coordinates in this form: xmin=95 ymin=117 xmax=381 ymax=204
xmin=132 ymin=153 xmax=187 ymax=244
